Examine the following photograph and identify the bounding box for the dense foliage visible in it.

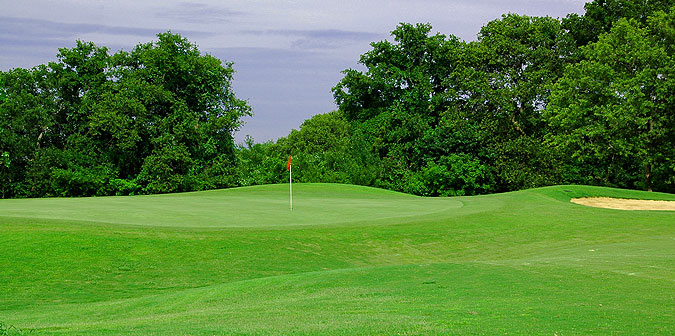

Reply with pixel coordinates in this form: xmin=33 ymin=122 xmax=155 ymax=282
xmin=239 ymin=0 xmax=674 ymax=195
xmin=547 ymin=10 xmax=675 ymax=192
xmin=0 ymin=33 xmax=251 ymax=198
xmin=236 ymin=111 xmax=380 ymax=188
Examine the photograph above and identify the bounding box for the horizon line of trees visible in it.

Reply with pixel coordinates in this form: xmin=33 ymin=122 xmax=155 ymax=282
xmin=237 ymin=0 xmax=675 ymax=196
xmin=1 ymin=33 xmax=251 ymax=198
xmin=2 ymin=0 xmax=674 ymax=198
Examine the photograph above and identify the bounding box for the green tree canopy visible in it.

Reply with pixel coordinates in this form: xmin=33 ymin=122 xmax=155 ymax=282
xmin=0 ymin=33 xmax=251 ymax=198
xmin=547 ymin=8 xmax=675 ymax=192
xmin=563 ymin=0 xmax=674 ymax=47
xmin=332 ymin=17 xmax=573 ymax=195
xmin=333 ymin=23 xmax=472 ymax=193
xmin=237 ymin=111 xmax=380 ymax=187
xmin=451 ymin=14 xmax=574 ymax=190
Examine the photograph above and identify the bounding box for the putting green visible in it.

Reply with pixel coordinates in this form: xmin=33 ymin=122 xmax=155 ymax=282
xmin=0 ymin=184 xmax=461 ymax=228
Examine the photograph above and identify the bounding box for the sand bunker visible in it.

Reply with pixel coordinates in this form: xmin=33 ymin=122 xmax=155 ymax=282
xmin=571 ymin=197 xmax=675 ymax=211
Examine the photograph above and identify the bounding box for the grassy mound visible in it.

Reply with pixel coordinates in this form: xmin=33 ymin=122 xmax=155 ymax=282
xmin=0 ymin=184 xmax=459 ymax=228
xmin=1 ymin=184 xmax=673 ymax=334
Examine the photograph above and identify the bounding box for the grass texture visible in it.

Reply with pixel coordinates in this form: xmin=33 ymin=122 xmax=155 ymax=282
xmin=1 ymin=184 xmax=673 ymax=335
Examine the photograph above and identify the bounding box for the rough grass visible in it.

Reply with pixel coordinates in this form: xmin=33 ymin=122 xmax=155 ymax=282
xmin=1 ymin=184 xmax=673 ymax=335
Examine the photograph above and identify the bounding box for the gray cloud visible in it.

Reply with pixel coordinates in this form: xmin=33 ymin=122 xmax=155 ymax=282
xmin=249 ymin=29 xmax=379 ymax=40
xmin=0 ymin=16 xmax=214 ymax=44
xmin=0 ymin=16 xmax=165 ymax=40
xmin=470 ymin=0 xmax=587 ymax=18
xmin=0 ymin=36 xmax=70 ymax=49
xmin=156 ymin=2 xmax=244 ymax=23
xmin=244 ymin=29 xmax=383 ymax=50
xmin=0 ymin=16 xmax=214 ymax=70
xmin=212 ymin=47 xmax=327 ymax=70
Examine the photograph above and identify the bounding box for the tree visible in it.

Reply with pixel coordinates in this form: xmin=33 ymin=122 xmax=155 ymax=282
xmin=452 ymin=14 xmax=574 ymax=190
xmin=547 ymin=10 xmax=675 ymax=192
xmin=0 ymin=66 xmax=57 ymax=197
xmin=332 ymin=18 xmax=576 ymax=195
xmin=236 ymin=111 xmax=380 ymax=187
xmin=333 ymin=23 xmax=467 ymax=193
xmin=0 ymin=32 xmax=251 ymax=198
xmin=99 ymin=32 xmax=251 ymax=193
xmin=563 ymin=0 xmax=674 ymax=47
xmin=236 ymin=137 xmax=286 ymax=187
xmin=282 ymin=111 xmax=379 ymax=185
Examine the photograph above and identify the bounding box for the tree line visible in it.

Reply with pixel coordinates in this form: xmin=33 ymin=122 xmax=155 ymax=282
xmin=0 ymin=33 xmax=251 ymax=198
xmin=238 ymin=0 xmax=675 ymax=196
xmin=1 ymin=0 xmax=674 ymax=198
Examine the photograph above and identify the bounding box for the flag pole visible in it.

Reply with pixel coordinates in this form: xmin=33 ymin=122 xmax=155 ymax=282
xmin=288 ymin=155 xmax=293 ymax=210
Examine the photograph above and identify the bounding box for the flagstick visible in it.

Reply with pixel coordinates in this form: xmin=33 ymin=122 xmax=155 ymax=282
xmin=289 ymin=163 xmax=293 ymax=210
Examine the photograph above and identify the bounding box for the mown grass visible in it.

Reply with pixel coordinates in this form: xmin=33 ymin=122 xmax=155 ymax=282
xmin=1 ymin=184 xmax=673 ymax=335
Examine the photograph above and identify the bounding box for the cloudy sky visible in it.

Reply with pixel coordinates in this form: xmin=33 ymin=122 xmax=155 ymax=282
xmin=1 ymin=0 xmax=590 ymax=143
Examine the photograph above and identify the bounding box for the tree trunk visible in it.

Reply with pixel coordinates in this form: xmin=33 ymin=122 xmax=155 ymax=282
xmin=645 ymin=119 xmax=653 ymax=192
xmin=511 ymin=106 xmax=526 ymax=136
xmin=645 ymin=162 xmax=652 ymax=192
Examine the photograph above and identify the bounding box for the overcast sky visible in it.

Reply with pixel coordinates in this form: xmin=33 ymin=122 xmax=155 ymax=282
xmin=1 ymin=0 xmax=590 ymax=143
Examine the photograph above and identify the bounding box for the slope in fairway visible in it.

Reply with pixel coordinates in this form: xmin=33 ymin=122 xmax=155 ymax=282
xmin=1 ymin=184 xmax=673 ymax=335
xmin=0 ymin=184 xmax=460 ymax=228
xmin=7 ymin=262 xmax=674 ymax=335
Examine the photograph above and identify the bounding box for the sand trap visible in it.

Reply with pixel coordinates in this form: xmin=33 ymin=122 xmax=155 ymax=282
xmin=571 ymin=197 xmax=675 ymax=211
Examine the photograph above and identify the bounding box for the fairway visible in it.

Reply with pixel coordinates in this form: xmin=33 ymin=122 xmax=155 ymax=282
xmin=1 ymin=184 xmax=674 ymax=335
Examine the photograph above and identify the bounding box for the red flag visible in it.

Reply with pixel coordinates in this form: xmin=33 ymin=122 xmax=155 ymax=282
xmin=287 ymin=155 xmax=292 ymax=171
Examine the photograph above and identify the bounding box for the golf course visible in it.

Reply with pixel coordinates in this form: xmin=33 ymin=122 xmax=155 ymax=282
xmin=1 ymin=183 xmax=673 ymax=335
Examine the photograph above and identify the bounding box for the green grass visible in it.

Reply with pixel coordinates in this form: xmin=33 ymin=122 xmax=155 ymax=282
xmin=1 ymin=184 xmax=673 ymax=335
